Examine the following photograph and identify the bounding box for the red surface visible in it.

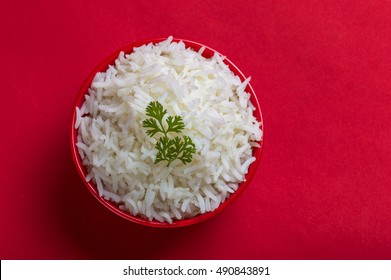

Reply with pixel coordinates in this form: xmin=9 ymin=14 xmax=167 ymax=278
xmin=70 ymin=38 xmax=263 ymax=228
xmin=1 ymin=0 xmax=390 ymax=259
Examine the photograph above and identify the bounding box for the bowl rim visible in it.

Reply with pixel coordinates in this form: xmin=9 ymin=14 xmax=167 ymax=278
xmin=70 ymin=37 xmax=264 ymax=228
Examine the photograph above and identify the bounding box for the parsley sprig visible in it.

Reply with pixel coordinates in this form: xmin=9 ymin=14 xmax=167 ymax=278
xmin=142 ymin=101 xmax=196 ymax=166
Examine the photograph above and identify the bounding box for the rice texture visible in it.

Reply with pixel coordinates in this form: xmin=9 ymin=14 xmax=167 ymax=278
xmin=75 ymin=36 xmax=263 ymax=223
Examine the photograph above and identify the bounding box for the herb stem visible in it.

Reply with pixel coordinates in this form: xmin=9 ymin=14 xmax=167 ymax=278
xmin=158 ymin=119 xmax=166 ymax=136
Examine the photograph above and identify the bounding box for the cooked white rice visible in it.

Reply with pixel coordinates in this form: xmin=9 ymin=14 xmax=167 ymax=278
xmin=75 ymin=36 xmax=263 ymax=223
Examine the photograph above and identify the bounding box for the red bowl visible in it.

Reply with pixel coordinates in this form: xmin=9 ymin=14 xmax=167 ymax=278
xmin=70 ymin=38 xmax=264 ymax=228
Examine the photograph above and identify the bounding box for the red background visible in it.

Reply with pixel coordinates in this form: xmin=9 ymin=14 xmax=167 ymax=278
xmin=1 ymin=0 xmax=390 ymax=259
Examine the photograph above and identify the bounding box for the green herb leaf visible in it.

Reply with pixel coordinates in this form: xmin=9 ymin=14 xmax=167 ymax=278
xmin=177 ymin=136 xmax=196 ymax=165
xmin=166 ymin=116 xmax=185 ymax=134
xmin=143 ymin=101 xmax=196 ymax=167
xmin=142 ymin=118 xmax=162 ymax=137
xmin=155 ymin=136 xmax=174 ymax=164
xmin=145 ymin=101 xmax=167 ymax=121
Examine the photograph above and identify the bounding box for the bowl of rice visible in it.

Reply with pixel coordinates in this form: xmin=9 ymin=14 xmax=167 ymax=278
xmin=70 ymin=36 xmax=263 ymax=227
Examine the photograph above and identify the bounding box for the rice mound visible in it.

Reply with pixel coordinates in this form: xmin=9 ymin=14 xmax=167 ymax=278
xmin=75 ymin=36 xmax=263 ymax=223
